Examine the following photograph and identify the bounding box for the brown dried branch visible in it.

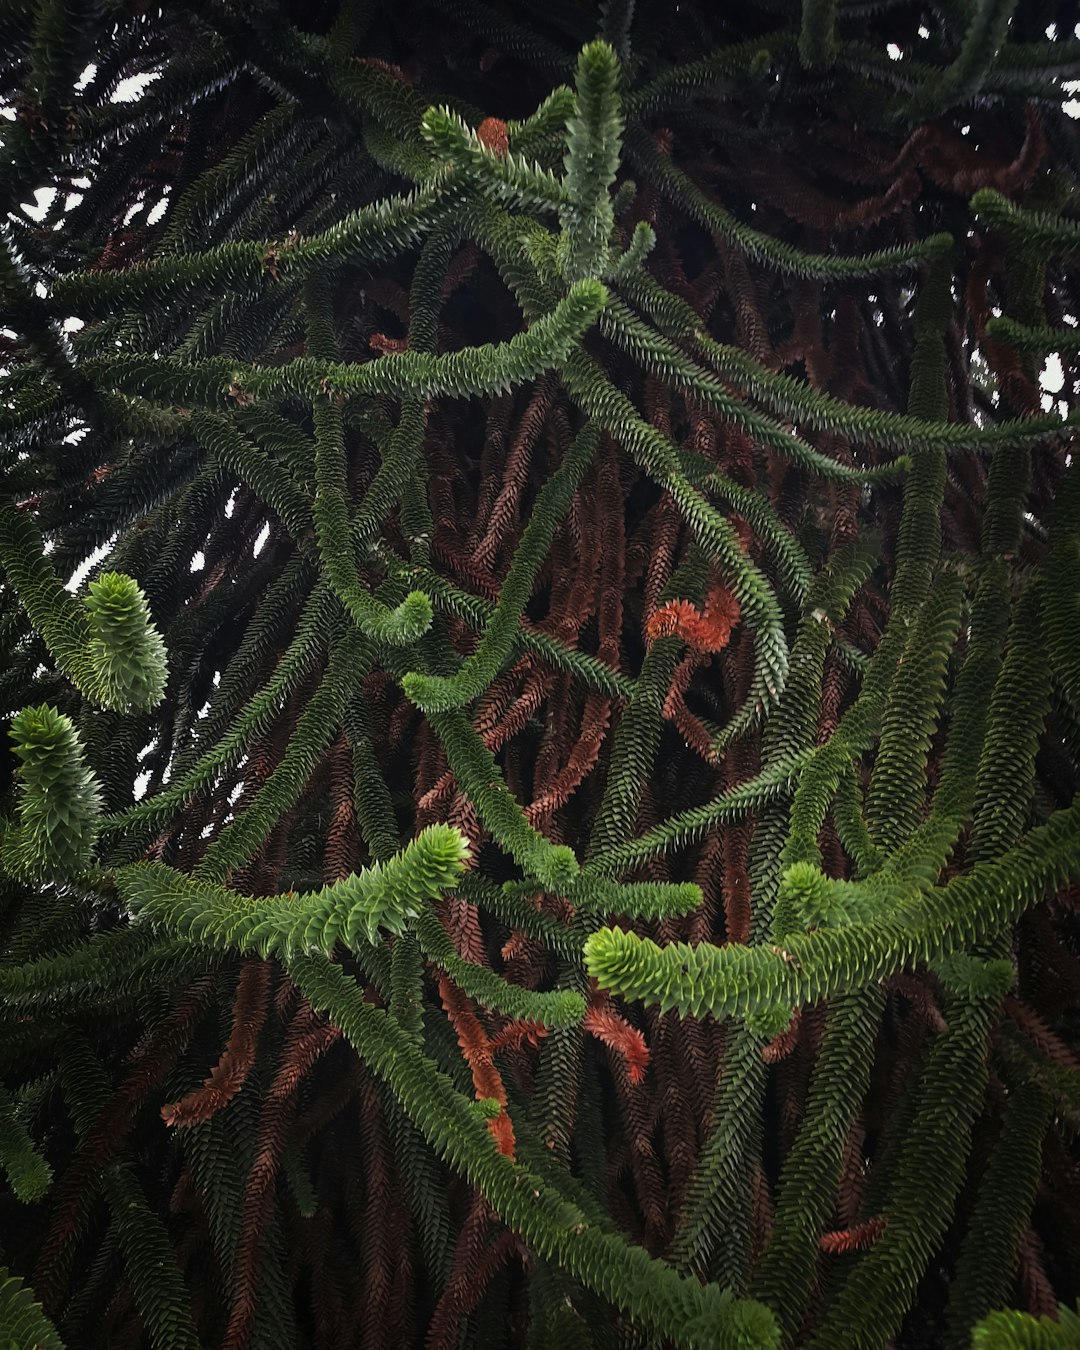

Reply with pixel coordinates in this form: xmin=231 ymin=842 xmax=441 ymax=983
xmin=161 ymin=959 xmax=272 ymax=1128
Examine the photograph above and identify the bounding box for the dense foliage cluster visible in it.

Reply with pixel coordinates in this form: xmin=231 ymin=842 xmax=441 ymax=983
xmin=2 ymin=1 xmax=1079 ymax=1347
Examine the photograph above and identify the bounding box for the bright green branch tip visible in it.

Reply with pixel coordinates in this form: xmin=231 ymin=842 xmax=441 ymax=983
xmin=583 ymin=798 xmax=1080 ymax=1018
xmin=560 ymin=40 xmax=623 ymax=281
xmin=972 ymin=1301 xmax=1080 ymax=1348
xmin=0 ymin=1083 xmax=53 ymax=1202
xmin=113 ymin=824 xmax=472 ymax=958
xmin=0 ymin=507 xmax=168 ymax=712
xmin=0 ymin=1266 xmax=65 ymax=1350
xmin=2 ymin=705 xmax=103 ymax=882
xmin=83 ymin=572 xmax=169 ymax=712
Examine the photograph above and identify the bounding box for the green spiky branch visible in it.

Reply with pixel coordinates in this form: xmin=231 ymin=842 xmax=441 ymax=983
xmin=0 ymin=1267 xmax=64 ymax=1350
xmin=583 ymin=796 xmax=1080 ymax=1019
xmin=114 ymin=823 xmax=472 ymax=958
xmin=402 ymin=424 xmax=600 ymax=711
xmin=2 ymin=7 xmax=1079 ymax=1349
xmin=972 ymin=1304 xmax=1080 ymax=1349
xmin=2 ymin=705 xmax=102 ymax=882
xmin=286 ymin=953 xmax=781 ymax=1350
xmin=0 ymin=507 xmax=168 ymax=713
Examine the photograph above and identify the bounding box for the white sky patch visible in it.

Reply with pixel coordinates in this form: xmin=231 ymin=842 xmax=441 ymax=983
xmin=146 ymin=194 xmax=170 ymax=225
xmin=252 ymin=521 xmax=271 ymax=556
xmin=887 ymin=43 xmax=903 ymax=60
xmin=21 ymin=187 xmax=56 ymax=221
xmin=224 ymin=490 xmax=238 ymax=518
xmin=1038 ymin=353 xmax=1070 ymax=415
xmin=64 ymin=177 xmax=90 ymax=215
xmin=133 ymin=770 xmax=151 ymax=801
xmin=65 ymin=534 xmax=117 ymax=592
xmin=190 ymin=549 xmax=205 ymax=571
xmin=1066 ymin=80 xmax=1080 ymax=120
xmin=63 ymin=317 xmax=84 ymax=334
xmin=75 ymin=63 xmax=97 ymax=91
xmin=1040 ymin=354 xmax=1064 ymax=395
xmin=110 ymin=71 xmax=161 ymax=104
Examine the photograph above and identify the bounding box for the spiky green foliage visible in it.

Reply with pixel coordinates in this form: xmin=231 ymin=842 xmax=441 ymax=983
xmin=402 ymin=424 xmax=599 ymax=711
xmin=54 ymin=1036 xmax=202 ymax=1350
xmin=2 ymin=4 xmax=1078 ymax=1349
xmin=904 ymin=0 xmax=1020 ymax=121
xmin=0 ymin=506 xmax=168 ymax=712
xmin=941 ymin=1084 xmax=1051 ymax=1349
xmin=285 ymin=952 xmax=780 ymax=1350
xmin=82 ymin=572 xmax=168 ymax=713
xmin=559 ymin=41 xmax=623 ymax=281
xmin=122 ymin=824 xmax=470 ymax=956
xmin=972 ymin=1303 xmax=1080 ymax=1349
xmin=0 ymin=1266 xmax=64 ymax=1350
xmin=584 ymin=797 xmax=1080 ymax=1018
xmin=2 ymin=705 xmax=102 ymax=882
xmin=864 ymin=570 xmax=963 ymax=853
xmin=1042 ymin=460 xmax=1080 ymax=707
xmin=971 ymin=190 xmax=1080 ymax=255
xmin=0 ymin=1084 xmax=52 ymax=1203
xmin=771 ymin=860 xmax=876 ymax=940
xmin=0 ymin=504 xmax=89 ymax=685
xmin=806 ymin=985 xmax=1006 ymax=1350
xmin=750 ymin=987 xmax=886 ymax=1338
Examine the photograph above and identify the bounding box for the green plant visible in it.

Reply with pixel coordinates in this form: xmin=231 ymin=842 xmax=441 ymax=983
xmin=1 ymin=3 xmax=1078 ymax=1348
